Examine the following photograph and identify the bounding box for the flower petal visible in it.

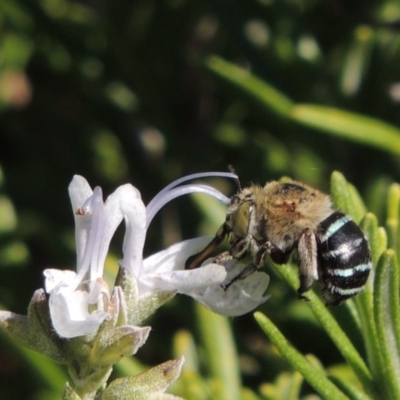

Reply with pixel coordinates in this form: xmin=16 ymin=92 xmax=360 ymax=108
xmin=43 ymin=269 xmax=77 ymax=293
xmin=69 ymin=176 xmax=94 ymax=266
xmin=141 ymin=237 xmax=268 ymax=316
xmin=142 ymin=264 xmax=227 ymax=293
xmin=94 ymin=184 xmax=147 ymax=279
xmin=136 ymin=237 xmax=226 ymax=293
xmin=117 ymin=185 xmax=147 ymax=277
xmin=74 ymin=186 xmax=107 ymax=282
xmin=143 ymin=236 xmax=214 ymax=274
xmin=48 ymin=284 xmax=109 ymax=338
xmin=69 ymin=175 xmax=94 ymax=211
xmin=190 ymin=259 xmax=270 ymax=316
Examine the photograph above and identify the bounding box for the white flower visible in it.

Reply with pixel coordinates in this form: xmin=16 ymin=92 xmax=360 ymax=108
xmin=122 ymin=172 xmax=270 ymax=316
xmin=45 ymin=171 xmax=270 ymax=339
xmin=44 ymin=176 xmax=144 ymax=338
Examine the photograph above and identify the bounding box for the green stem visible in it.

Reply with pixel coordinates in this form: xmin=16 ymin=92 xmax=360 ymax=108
xmin=373 ymin=250 xmax=400 ymax=399
xmin=254 ymin=312 xmax=349 ymax=400
xmin=275 ymin=264 xmax=377 ymax=397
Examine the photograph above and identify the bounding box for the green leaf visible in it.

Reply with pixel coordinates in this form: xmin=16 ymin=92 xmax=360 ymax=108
xmin=254 ymin=312 xmax=348 ymax=400
xmin=360 ymin=213 xmax=386 ymax=266
xmin=277 ymin=370 xmax=304 ymax=400
xmin=291 ymin=105 xmax=400 ymax=156
xmin=173 ymin=330 xmax=200 ymax=372
xmin=1 ymin=33 xmax=34 ymax=68
xmin=91 ymin=326 xmax=151 ymax=367
xmin=114 ymin=356 xmax=145 ymax=378
xmin=373 ymin=249 xmax=400 ymax=399
xmin=62 ymin=382 xmax=82 ymax=400
xmin=340 ymin=26 xmax=373 ymax=97
xmin=114 ymin=266 xmax=174 ymax=326
xmin=328 ymin=374 xmax=372 ymax=400
xmin=0 ymin=326 xmax=66 ymax=394
xmin=204 ymin=56 xmax=400 ymax=156
xmin=385 ymin=183 xmax=400 ymax=256
xmin=354 ymin=286 xmax=381 ymax=394
xmin=195 ymin=303 xmax=241 ymax=400
xmin=330 ymin=171 xmax=366 ymax=222
xmin=205 ymin=55 xmax=293 ymax=118
xmin=356 ymin=213 xmax=381 ymax=377
xmin=102 ymin=357 xmax=185 ymax=400
xmin=240 ymin=387 xmax=263 ymax=400
xmin=259 ymin=370 xmax=303 ymax=400
xmin=306 ymin=298 xmax=376 ymax=396
xmin=356 ymin=212 xmax=382 ymax=359
xmin=0 ymin=291 xmax=67 ymax=363
xmin=172 ymin=330 xmax=209 ymax=400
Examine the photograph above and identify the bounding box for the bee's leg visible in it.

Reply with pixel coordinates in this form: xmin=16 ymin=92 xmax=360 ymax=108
xmin=222 ymin=241 xmax=270 ymax=290
xmin=229 ymin=236 xmax=251 ymax=259
xmin=221 ymin=264 xmax=258 ymax=290
xmin=193 ymin=233 xmax=253 ymax=278
xmin=185 ymin=223 xmax=231 ymax=270
xmin=213 ymin=250 xmax=233 ymax=264
xmin=296 ymin=228 xmax=318 ymax=300
xmin=267 ymin=243 xmax=291 ymax=264
xmin=212 ymin=235 xmax=251 ymax=267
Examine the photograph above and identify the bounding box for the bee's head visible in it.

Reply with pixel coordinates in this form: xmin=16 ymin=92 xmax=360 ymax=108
xmin=225 ymin=190 xmax=254 ymax=237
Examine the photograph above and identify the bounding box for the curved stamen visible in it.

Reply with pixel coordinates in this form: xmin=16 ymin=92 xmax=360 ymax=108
xmin=146 ymin=184 xmax=231 ymax=229
xmin=146 ymin=172 xmax=236 ymax=213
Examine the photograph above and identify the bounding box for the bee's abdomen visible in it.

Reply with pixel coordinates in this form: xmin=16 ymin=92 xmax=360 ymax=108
xmin=317 ymin=212 xmax=372 ymax=305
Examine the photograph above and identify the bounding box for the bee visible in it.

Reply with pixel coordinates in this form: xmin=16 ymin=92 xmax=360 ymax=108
xmin=185 ymin=180 xmax=372 ymax=305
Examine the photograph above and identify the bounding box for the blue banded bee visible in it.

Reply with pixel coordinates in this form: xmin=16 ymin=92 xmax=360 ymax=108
xmin=186 ymin=180 xmax=372 ymax=305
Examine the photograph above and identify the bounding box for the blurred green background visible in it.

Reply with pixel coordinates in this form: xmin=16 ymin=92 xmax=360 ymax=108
xmin=1 ymin=0 xmax=400 ymax=398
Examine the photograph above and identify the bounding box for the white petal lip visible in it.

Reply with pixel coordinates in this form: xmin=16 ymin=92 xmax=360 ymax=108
xmin=141 ymin=264 xmax=227 ymax=293
xmin=191 ymin=270 xmax=270 ymax=316
xmin=138 ymin=237 xmax=226 ymax=293
xmin=142 ymin=236 xmax=213 ymax=274
xmin=44 ymin=269 xmax=110 ymax=338
xmin=140 ymin=237 xmax=269 ymax=316
xmin=43 ymin=269 xmax=77 ymax=293
xmin=48 ymin=284 xmax=109 ymax=338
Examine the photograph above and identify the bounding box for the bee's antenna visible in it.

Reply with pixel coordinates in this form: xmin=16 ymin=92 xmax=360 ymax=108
xmin=228 ymin=165 xmax=242 ymax=191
